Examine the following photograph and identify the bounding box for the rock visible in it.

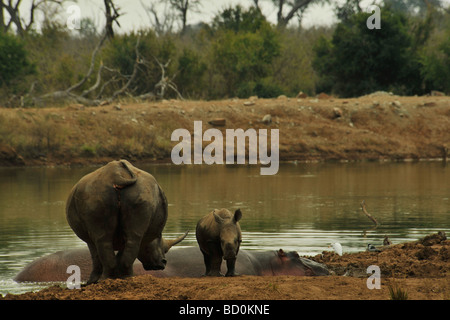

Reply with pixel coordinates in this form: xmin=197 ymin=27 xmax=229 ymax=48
xmin=317 ymin=92 xmax=331 ymax=99
xmin=296 ymin=91 xmax=308 ymax=99
xmin=262 ymin=114 xmax=272 ymax=124
xmin=208 ymin=118 xmax=226 ymax=126
xmin=243 ymin=101 xmax=255 ymax=106
xmin=277 ymin=95 xmax=287 ymax=99
xmin=368 ymin=91 xmax=393 ymax=97
xmin=0 ymin=144 xmax=25 ymax=166
xmin=114 ymin=104 xmax=122 ymax=111
xmin=430 ymin=90 xmax=445 ymax=96
xmin=333 ymin=107 xmax=343 ymax=119
xmin=391 ymin=101 xmax=401 ymax=108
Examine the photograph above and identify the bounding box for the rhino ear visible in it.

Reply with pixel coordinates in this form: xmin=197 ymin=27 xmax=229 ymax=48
xmin=233 ymin=209 xmax=242 ymax=223
xmin=277 ymin=249 xmax=286 ymax=258
xmin=213 ymin=212 xmax=224 ymax=224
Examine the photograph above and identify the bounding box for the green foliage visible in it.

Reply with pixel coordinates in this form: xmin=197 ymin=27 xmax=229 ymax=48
xmin=102 ymin=31 xmax=177 ymax=96
xmin=419 ymin=13 xmax=450 ymax=94
xmin=1 ymin=2 xmax=450 ymax=105
xmin=0 ymin=32 xmax=34 ymax=87
xmin=177 ymin=47 xmax=207 ymax=98
xmin=313 ymin=6 xmax=424 ymax=97
xmin=210 ymin=6 xmax=281 ymax=98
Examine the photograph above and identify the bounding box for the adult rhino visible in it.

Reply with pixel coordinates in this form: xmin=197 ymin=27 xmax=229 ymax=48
xmin=65 ymin=159 xmax=187 ymax=284
xmin=14 ymin=246 xmax=329 ymax=282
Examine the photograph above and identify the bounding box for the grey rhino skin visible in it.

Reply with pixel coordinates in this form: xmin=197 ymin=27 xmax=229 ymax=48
xmin=66 ymin=159 xmax=187 ymax=284
xmin=14 ymin=246 xmax=329 ymax=282
xmin=196 ymin=208 xmax=242 ymax=277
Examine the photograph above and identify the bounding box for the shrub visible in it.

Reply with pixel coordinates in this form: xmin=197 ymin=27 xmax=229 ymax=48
xmin=312 ymin=6 xmax=422 ymax=97
xmin=210 ymin=6 xmax=280 ymax=97
xmin=0 ymin=32 xmax=34 ymax=88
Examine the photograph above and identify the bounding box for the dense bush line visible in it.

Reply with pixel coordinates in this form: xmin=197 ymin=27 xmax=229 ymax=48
xmin=0 ymin=4 xmax=449 ymax=107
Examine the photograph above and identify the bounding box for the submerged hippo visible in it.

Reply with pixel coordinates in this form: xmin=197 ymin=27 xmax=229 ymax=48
xmin=196 ymin=209 xmax=242 ymax=277
xmin=66 ymin=159 xmax=187 ymax=283
xmin=14 ymin=246 xmax=329 ymax=282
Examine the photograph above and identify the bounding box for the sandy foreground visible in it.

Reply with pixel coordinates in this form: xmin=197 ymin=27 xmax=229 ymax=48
xmin=2 ymin=233 xmax=449 ymax=301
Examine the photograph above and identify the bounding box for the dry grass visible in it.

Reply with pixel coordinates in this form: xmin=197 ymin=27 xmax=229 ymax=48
xmin=0 ymin=94 xmax=449 ymax=166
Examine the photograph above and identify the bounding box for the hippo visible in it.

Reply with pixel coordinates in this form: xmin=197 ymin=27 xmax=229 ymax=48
xmin=14 ymin=246 xmax=329 ymax=282
xmin=65 ymin=159 xmax=187 ymax=284
xmin=196 ymin=208 xmax=242 ymax=277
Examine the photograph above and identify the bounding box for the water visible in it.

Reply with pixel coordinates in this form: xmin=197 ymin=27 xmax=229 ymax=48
xmin=0 ymin=161 xmax=449 ymax=295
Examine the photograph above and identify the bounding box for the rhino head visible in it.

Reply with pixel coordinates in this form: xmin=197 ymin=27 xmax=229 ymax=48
xmin=214 ymin=209 xmax=242 ymax=260
xmin=138 ymin=231 xmax=189 ymax=270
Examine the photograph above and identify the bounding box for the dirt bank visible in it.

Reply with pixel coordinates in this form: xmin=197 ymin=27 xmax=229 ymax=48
xmin=3 ymin=233 xmax=449 ymax=300
xmin=0 ymin=93 xmax=449 ymax=166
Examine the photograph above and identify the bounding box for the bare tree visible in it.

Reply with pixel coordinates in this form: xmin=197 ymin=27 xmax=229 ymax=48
xmin=0 ymin=0 xmax=64 ymax=36
xmin=271 ymin=0 xmax=316 ymax=28
xmin=39 ymin=32 xmax=144 ymax=105
xmin=168 ymin=0 xmax=201 ymax=33
xmin=141 ymin=0 xmax=175 ymax=36
xmin=152 ymin=57 xmax=183 ymax=99
xmin=103 ymin=0 xmax=121 ymax=39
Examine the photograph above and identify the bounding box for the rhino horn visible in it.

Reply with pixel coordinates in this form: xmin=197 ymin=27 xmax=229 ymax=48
xmin=165 ymin=230 xmax=189 ymax=250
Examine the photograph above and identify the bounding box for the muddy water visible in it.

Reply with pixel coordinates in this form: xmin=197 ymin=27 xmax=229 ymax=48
xmin=1 ymin=161 xmax=449 ymax=295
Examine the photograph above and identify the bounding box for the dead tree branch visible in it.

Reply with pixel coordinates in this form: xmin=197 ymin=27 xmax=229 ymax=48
xmin=38 ymin=34 xmax=144 ymax=106
xmin=153 ymin=56 xmax=183 ymax=100
xmin=67 ymin=31 xmax=108 ymax=93
xmin=1 ymin=0 xmax=63 ymax=36
xmin=104 ymin=0 xmax=121 ymax=39
xmin=360 ymin=200 xmax=379 ymax=226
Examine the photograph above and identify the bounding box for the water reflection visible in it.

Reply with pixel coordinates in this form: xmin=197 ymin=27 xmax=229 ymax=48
xmin=0 ymin=161 xmax=449 ymax=295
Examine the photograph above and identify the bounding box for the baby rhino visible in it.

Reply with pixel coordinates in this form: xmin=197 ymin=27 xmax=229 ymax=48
xmin=196 ymin=208 xmax=242 ymax=277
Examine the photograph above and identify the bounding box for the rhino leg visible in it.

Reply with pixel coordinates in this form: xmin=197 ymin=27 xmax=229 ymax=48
xmin=115 ymin=239 xmax=141 ymax=277
xmin=225 ymin=258 xmax=239 ymax=277
xmin=95 ymin=238 xmax=117 ymax=281
xmin=202 ymin=245 xmax=223 ymax=277
xmin=87 ymin=242 xmax=103 ymax=284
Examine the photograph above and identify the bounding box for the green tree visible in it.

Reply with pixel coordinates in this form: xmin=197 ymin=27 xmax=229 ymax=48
xmin=177 ymin=47 xmax=207 ymax=98
xmin=313 ymin=6 xmax=422 ymax=97
xmin=420 ymin=24 xmax=450 ymax=93
xmin=210 ymin=6 xmax=281 ymax=98
xmin=0 ymin=32 xmax=34 ymax=87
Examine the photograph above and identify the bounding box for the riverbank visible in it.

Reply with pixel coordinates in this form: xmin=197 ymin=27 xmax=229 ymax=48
xmin=2 ymin=233 xmax=449 ymax=300
xmin=0 ymin=93 xmax=449 ymax=166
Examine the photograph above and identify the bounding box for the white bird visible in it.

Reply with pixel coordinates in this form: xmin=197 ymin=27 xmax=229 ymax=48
xmin=330 ymin=242 xmax=343 ymax=256
xmin=367 ymin=244 xmax=381 ymax=252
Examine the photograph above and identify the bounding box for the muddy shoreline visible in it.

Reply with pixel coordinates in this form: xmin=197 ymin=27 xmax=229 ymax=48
xmin=1 ymin=94 xmax=449 ymax=167
xmin=2 ymin=233 xmax=449 ymax=300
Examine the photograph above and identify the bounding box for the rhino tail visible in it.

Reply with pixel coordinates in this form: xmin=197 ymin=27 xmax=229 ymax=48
xmin=113 ymin=160 xmax=138 ymax=188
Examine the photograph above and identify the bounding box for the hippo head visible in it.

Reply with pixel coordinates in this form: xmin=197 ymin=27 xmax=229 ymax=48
xmin=269 ymin=249 xmax=329 ymax=276
xmin=214 ymin=209 xmax=242 ymax=260
xmin=138 ymin=231 xmax=189 ymax=270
